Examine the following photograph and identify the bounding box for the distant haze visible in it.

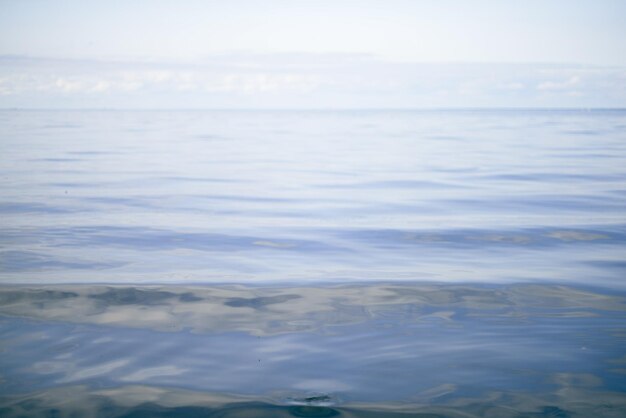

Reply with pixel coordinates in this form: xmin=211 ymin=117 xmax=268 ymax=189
xmin=1 ymin=0 xmax=625 ymax=108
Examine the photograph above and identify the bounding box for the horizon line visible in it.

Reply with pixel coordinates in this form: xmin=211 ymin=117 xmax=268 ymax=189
xmin=2 ymin=107 xmax=626 ymax=112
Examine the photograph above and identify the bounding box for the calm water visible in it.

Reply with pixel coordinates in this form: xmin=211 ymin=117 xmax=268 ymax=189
xmin=1 ymin=109 xmax=626 ymax=416
xmin=1 ymin=109 xmax=626 ymax=285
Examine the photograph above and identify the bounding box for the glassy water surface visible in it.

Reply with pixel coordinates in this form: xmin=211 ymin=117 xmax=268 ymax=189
xmin=1 ymin=110 xmax=625 ymax=416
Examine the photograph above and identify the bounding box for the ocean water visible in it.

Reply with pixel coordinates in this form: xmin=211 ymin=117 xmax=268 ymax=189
xmin=1 ymin=109 xmax=626 ymax=417
xmin=1 ymin=109 xmax=626 ymax=286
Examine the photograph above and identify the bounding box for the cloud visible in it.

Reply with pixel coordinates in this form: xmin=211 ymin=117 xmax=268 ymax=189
xmin=0 ymin=55 xmax=625 ymax=108
xmin=537 ymin=75 xmax=581 ymax=91
xmin=0 ymin=55 xmax=327 ymax=98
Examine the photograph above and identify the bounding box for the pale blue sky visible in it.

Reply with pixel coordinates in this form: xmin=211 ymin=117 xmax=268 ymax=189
xmin=1 ymin=0 xmax=625 ymax=108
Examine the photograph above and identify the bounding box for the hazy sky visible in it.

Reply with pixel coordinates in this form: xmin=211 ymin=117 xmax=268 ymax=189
xmin=1 ymin=0 xmax=625 ymax=108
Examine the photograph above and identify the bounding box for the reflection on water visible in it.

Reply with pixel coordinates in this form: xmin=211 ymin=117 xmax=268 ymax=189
xmin=1 ymin=283 xmax=625 ymax=416
xmin=4 ymin=385 xmax=617 ymax=417
xmin=1 ymin=110 xmax=626 ymax=415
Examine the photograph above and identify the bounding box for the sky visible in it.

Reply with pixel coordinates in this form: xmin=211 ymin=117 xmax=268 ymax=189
xmin=1 ymin=0 xmax=625 ymax=108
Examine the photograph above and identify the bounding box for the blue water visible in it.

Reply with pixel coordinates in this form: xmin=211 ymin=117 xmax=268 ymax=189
xmin=1 ymin=109 xmax=626 ymax=417
xmin=1 ymin=109 xmax=626 ymax=286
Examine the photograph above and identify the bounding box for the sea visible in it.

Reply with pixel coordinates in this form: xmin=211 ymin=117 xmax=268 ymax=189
xmin=0 ymin=109 xmax=625 ymax=417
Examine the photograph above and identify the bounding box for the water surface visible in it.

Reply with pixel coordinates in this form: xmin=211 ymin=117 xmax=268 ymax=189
xmin=1 ymin=109 xmax=625 ymax=285
xmin=1 ymin=109 xmax=626 ymax=416
xmin=1 ymin=283 xmax=625 ymax=417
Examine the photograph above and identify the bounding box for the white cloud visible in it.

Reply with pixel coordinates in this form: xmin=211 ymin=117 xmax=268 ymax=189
xmin=537 ymin=75 xmax=581 ymax=91
xmin=0 ymin=55 xmax=624 ymax=108
xmin=0 ymin=57 xmax=325 ymax=97
xmin=498 ymin=82 xmax=525 ymax=91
